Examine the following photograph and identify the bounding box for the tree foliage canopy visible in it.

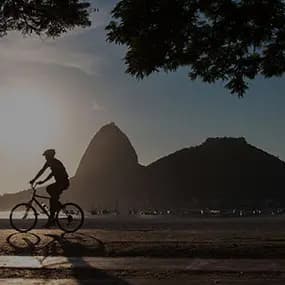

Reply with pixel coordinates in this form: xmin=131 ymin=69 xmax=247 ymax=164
xmin=0 ymin=0 xmax=91 ymax=38
xmin=106 ymin=0 xmax=285 ymax=96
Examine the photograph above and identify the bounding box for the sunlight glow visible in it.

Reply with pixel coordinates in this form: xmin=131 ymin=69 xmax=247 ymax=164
xmin=0 ymin=92 xmax=62 ymax=155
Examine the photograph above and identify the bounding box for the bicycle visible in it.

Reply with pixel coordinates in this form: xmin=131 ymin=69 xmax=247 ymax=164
xmin=10 ymin=183 xmax=84 ymax=233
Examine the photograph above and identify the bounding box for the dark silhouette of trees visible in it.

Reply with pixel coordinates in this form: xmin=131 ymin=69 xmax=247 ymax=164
xmin=3 ymin=1 xmax=285 ymax=96
xmin=106 ymin=0 xmax=285 ymax=96
xmin=0 ymin=0 xmax=91 ymax=37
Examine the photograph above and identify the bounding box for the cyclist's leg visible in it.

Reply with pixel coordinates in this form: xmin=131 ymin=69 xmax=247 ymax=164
xmin=46 ymin=183 xmax=60 ymax=222
xmin=46 ymin=183 xmax=55 ymax=197
xmin=55 ymin=180 xmax=69 ymax=211
xmin=46 ymin=181 xmax=69 ymax=226
xmin=54 ymin=190 xmax=63 ymax=212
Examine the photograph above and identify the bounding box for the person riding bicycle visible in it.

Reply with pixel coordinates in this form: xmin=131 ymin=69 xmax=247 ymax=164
xmin=30 ymin=149 xmax=69 ymax=228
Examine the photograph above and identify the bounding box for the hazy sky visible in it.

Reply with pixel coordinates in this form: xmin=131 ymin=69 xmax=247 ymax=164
xmin=0 ymin=0 xmax=285 ymax=194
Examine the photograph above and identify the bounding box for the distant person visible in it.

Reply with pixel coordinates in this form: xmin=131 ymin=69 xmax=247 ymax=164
xmin=30 ymin=149 xmax=69 ymax=228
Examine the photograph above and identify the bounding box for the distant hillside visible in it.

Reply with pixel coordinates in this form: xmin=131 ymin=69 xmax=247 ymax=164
xmin=1 ymin=124 xmax=285 ymax=211
xmin=148 ymin=137 xmax=285 ymax=208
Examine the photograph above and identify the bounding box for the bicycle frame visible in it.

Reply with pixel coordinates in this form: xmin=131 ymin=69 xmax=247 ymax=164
xmin=28 ymin=184 xmax=51 ymax=217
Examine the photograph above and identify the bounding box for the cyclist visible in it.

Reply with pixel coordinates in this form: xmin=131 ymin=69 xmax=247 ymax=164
xmin=30 ymin=149 xmax=69 ymax=228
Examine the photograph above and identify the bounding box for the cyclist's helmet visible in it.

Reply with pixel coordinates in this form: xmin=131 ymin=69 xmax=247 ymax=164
xmin=42 ymin=149 xmax=56 ymax=157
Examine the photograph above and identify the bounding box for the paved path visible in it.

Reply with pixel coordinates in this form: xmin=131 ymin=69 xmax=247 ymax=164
xmin=0 ymin=256 xmax=285 ymax=273
xmin=0 ymin=257 xmax=285 ymax=284
xmin=0 ymin=278 xmax=274 ymax=284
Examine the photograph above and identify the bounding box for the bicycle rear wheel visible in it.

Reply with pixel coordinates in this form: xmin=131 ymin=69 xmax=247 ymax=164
xmin=10 ymin=203 xmax=37 ymax=232
xmin=56 ymin=203 xmax=84 ymax=233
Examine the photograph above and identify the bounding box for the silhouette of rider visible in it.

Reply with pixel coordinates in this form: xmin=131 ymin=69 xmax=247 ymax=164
xmin=30 ymin=149 xmax=69 ymax=228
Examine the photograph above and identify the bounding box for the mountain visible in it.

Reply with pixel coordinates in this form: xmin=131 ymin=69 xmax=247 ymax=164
xmin=76 ymin=123 xmax=139 ymax=178
xmin=66 ymin=123 xmax=148 ymax=211
xmin=1 ymin=124 xmax=285 ymax=211
xmin=148 ymin=137 xmax=285 ymax=208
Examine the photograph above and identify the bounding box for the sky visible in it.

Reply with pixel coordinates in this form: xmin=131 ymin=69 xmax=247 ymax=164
xmin=0 ymin=0 xmax=285 ymax=194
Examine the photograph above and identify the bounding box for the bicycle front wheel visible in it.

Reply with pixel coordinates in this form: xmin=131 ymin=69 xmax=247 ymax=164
xmin=56 ymin=203 xmax=84 ymax=233
xmin=10 ymin=203 xmax=37 ymax=232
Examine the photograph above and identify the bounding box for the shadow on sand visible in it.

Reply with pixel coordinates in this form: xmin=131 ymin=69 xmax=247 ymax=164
xmin=7 ymin=232 xmax=130 ymax=284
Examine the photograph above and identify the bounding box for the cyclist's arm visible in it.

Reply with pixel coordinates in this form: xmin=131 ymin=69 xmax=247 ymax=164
xmin=31 ymin=163 xmax=48 ymax=183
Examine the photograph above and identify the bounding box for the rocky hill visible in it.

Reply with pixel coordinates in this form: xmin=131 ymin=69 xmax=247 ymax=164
xmin=67 ymin=123 xmax=148 ymax=211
